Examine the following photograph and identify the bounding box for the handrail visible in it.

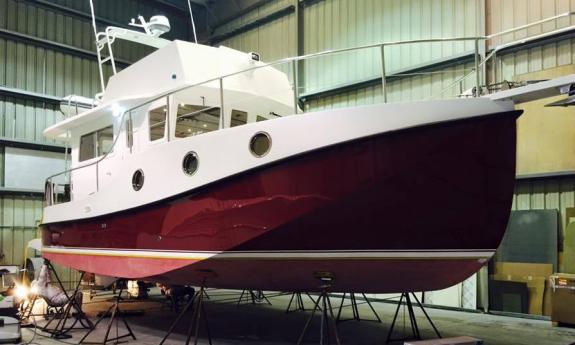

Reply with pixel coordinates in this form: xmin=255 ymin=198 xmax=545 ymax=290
xmin=44 ymin=11 xmax=575 ymax=205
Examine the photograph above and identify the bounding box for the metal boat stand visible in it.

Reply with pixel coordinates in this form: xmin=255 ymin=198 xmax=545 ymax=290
xmin=286 ymin=292 xmax=318 ymax=313
xmin=385 ymin=292 xmax=441 ymax=344
xmin=41 ymin=261 xmax=93 ymax=339
xmin=159 ymin=270 xmax=216 ymax=345
xmin=78 ymin=282 xmax=136 ymax=345
xmin=296 ymin=274 xmax=341 ymax=345
xmin=236 ymin=289 xmax=272 ymax=307
xmin=335 ymin=293 xmax=381 ymax=323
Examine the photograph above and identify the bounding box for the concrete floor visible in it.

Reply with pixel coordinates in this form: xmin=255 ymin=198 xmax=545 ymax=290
xmin=21 ymin=290 xmax=575 ymax=345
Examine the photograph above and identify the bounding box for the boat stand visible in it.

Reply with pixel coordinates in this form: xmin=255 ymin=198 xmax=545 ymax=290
xmin=159 ymin=283 xmax=212 ymax=345
xmin=335 ymin=293 xmax=381 ymax=323
xmin=385 ymin=292 xmax=441 ymax=344
xmin=296 ymin=274 xmax=341 ymax=345
xmin=41 ymin=262 xmax=93 ymax=339
xmin=286 ymin=292 xmax=317 ymax=313
xmin=236 ymin=289 xmax=272 ymax=307
xmin=79 ymin=282 xmax=136 ymax=345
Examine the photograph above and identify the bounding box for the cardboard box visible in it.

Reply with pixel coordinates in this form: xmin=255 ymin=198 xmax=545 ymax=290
xmin=492 ymin=262 xmax=553 ymax=315
xmin=550 ymin=273 xmax=575 ymax=325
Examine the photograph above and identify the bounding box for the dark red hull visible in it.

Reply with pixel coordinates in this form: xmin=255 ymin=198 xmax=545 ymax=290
xmin=42 ymin=111 xmax=519 ymax=292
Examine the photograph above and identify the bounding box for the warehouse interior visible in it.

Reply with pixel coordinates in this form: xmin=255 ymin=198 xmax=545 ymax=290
xmin=0 ymin=0 xmax=575 ymax=344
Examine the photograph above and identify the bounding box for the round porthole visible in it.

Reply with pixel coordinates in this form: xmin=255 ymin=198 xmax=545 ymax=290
xmin=132 ymin=169 xmax=144 ymax=191
xmin=249 ymin=132 xmax=271 ymax=157
xmin=182 ymin=151 xmax=199 ymax=176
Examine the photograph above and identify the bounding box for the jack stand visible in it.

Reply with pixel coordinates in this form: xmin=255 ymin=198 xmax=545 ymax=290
xmin=79 ymin=282 xmax=136 ymax=345
xmin=335 ymin=293 xmax=381 ymax=323
xmin=160 ymin=270 xmax=216 ymax=345
xmin=41 ymin=261 xmax=93 ymax=338
xmin=385 ymin=292 xmax=441 ymax=344
xmin=236 ymin=290 xmax=272 ymax=307
xmin=296 ymin=273 xmax=341 ymax=345
xmin=286 ymin=292 xmax=317 ymax=313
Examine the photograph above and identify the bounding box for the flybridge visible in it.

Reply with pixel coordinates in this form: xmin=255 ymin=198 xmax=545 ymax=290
xmin=93 ymin=15 xmax=173 ymax=99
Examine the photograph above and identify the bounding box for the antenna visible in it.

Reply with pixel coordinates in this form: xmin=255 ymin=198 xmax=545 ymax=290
xmin=187 ymin=0 xmax=198 ymax=44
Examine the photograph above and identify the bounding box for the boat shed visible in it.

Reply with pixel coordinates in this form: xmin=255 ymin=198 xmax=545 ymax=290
xmin=1 ymin=1 xmax=575 ymax=345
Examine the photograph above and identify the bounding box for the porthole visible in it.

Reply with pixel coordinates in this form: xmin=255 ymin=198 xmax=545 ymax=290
xmin=182 ymin=151 xmax=199 ymax=176
xmin=132 ymin=169 xmax=144 ymax=191
xmin=249 ymin=132 xmax=271 ymax=157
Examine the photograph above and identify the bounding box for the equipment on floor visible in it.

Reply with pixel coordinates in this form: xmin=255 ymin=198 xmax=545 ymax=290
xmin=550 ymin=273 xmax=575 ymax=326
xmin=335 ymin=292 xmax=381 ymax=323
xmin=404 ymin=336 xmax=483 ymax=345
xmin=79 ymin=280 xmax=136 ymax=345
xmin=0 ymin=266 xmax=19 ymax=318
xmin=0 ymin=317 xmax=21 ymax=344
xmin=285 ymin=292 xmax=317 ymax=313
xmin=36 ymin=261 xmax=93 ymax=339
xmin=236 ymin=290 xmax=272 ymax=307
xmin=160 ymin=269 xmax=216 ymax=345
xmin=386 ymin=292 xmax=441 ymax=344
xmin=297 ymin=272 xmax=341 ymax=345
xmin=0 ymin=266 xmax=21 ymax=344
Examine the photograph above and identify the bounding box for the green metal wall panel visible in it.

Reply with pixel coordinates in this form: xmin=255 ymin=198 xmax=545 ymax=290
xmin=218 ymin=6 xmax=297 ymax=63
xmin=301 ymin=0 xmax=482 ymax=94
xmin=488 ymin=0 xmax=575 ymax=46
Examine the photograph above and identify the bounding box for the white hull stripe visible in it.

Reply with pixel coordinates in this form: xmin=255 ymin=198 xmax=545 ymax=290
xmin=42 ymin=247 xmax=495 ymax=260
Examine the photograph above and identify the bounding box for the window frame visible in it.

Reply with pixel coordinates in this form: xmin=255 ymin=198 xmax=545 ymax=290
xmin=78 ymin=125 xmax=114 ymax=162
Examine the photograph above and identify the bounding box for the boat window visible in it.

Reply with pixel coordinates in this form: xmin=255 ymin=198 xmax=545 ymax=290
xmin=79 ymin=132 xmax=96 ymax=162
xmin=149 ymin=105 xmax=167 ymax=141
xmin=250 ymin=132 xmax=272 ymax=157
xmin=97 ymin=126 xmax=113 ymax=156
xmin=256 ymin=116 xmax=268 ymax=122
xmin=231 ymin=110 xmax=248 ymax=127
xmin=175 ymin=104 xmax=220 ymax=138
xmin=79 ymin=125 xmax=113 ymax=162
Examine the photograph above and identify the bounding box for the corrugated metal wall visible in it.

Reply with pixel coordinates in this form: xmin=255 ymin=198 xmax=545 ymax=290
xmin=302 ymin=0 xmax=481 ymax=95
xmin=216 ymin=0 xmax=296 ymax=62
xmin=490 ymin=0 xmax=575 ymax=254
xmin=0 ymin=0 xmax=188 ymax=286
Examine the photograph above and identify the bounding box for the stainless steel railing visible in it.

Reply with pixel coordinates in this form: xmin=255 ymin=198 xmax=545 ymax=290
xmin=44 ymin=11 xmax=575 ymax=206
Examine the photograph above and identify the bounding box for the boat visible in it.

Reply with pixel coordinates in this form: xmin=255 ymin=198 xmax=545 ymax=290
xmin=39 ymin=15 xmax=575 ymax=293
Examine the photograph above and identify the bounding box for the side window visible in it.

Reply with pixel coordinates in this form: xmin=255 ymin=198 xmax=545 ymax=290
xmin=79 ymin=126 xmax=113 ymax=162
xmin=97 ymin=126 xmax=113 ymax=156
xmin=79 ymin=132 xmax=96 ymax=162
xmin=149 ymin=105 xmax=167 ymax=141
xmin=231 ymin=110 xmax=248 ymax=127
xmin=175 ymin=104 xmax=220 ymax=138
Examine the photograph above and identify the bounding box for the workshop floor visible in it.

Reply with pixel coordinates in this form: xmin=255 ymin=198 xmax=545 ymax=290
xmin=22 ymin=290 xmax=575 ymax=345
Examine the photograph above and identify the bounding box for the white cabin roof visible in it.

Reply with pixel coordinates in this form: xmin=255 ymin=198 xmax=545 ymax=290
xmin=44 ymin=40 xmax=293 ymax=139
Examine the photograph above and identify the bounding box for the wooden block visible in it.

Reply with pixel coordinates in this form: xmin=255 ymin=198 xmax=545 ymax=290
xmin=404 ymin=336 xmax=483 ymax=345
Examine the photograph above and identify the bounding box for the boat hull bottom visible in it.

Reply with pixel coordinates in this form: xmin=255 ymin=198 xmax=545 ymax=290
xmin=44 ymin=251 xmax=486 ymax=293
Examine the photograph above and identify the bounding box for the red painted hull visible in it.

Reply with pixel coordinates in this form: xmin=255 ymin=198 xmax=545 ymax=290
xmin=42 ymin=111 xmax=519 ymax=292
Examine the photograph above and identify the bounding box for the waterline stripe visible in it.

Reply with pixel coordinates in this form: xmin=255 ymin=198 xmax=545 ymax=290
xmin=42 ymin=246 xmax=495 ymax=260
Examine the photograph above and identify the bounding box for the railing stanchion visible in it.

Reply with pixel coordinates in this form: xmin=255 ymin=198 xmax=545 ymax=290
xmin=474 ymin=38 xmax=480 ymax=97
xmin=292 ymin=60 xmax=299 ymax=114
xmin=166 ymin=97 xmax=171 ymax=142
xmin=219 ymin=78 xmax=224 ymax=129
xmin=95 ymin=163 xmax=99 ymax=192
xmin=380 ymin=45 xmax=387 ymax=103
